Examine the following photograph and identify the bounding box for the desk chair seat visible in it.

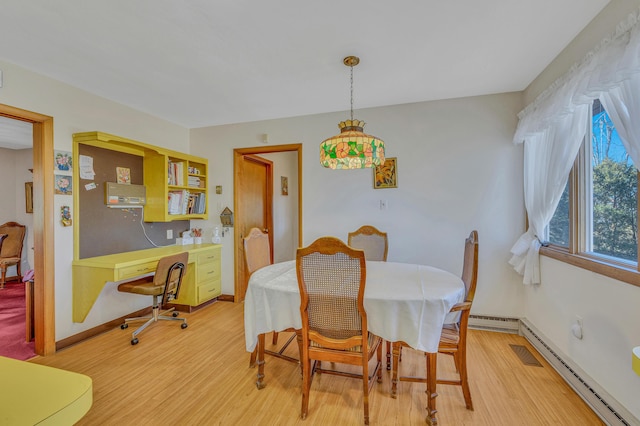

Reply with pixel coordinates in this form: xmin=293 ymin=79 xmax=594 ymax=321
xmin=118 ymin=252 xmax=189 ymax=345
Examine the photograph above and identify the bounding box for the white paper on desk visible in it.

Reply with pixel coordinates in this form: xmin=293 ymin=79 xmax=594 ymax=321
xmin=79 ymin=155 xmax=95 ymax=179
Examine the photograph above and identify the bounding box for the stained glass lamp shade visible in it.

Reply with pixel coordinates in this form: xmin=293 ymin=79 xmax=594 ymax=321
xmin=320 ymin=56 xmax=386 ymax=169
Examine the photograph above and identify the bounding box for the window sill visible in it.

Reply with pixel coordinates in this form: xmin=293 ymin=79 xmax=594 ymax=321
xmin=540 ymin=246 xmax=640 ymax=288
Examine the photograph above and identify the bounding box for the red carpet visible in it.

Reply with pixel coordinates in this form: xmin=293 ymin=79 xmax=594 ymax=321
xmin=0 ymin=281 xmax=36 ymax=360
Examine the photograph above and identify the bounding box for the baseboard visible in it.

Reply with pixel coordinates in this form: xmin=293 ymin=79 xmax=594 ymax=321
xmin=56 ymin=306 xmax=151 ymax=351
xmin=469 ymin=314 xmax=520 ymax=333
xmin=520 ymin=319 xmax=639 ymax=426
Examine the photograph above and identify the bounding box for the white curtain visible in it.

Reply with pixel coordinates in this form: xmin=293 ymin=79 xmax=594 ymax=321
xmin=510 ymin=9 xmax=640 ymax=285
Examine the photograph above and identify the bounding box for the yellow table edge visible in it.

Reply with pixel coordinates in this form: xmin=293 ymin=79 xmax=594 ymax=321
xmin=0 ymin=356 xmax=92 ymax=425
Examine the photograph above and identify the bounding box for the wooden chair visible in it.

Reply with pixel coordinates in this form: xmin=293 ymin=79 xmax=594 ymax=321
xmin=348 ymin=225 xmax=388 ymax=261
xmin=348 ymin=225 xmax=393 ymax=367
xmin=0 ymin=222 xmax=26 ymax=289
xmin=118 ymin=252 xmax=189 ymax=345
xmin=297 ymin=236 xmax=382 ymax=425
xmin=391 ymin=230 xmax=479 ymax=412
xmin=244 ymin=228 xmax=297 ymax=366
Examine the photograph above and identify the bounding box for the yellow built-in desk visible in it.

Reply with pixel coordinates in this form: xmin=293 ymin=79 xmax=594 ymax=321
xmin=0 ymin=356 xmax=92 ymax=425
xmin=72 ymin=244 xmax=221 ymax=322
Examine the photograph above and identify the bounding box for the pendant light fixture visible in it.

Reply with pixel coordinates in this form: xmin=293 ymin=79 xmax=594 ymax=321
xmin=320 ymin=56 xmax=386 ymax=169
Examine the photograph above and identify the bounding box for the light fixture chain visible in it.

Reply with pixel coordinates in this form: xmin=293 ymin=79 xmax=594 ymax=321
xmin=350 ymin=64 xmax=354 ymax=122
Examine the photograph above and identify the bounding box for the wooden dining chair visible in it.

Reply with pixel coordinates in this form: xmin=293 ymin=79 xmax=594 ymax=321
xmin=347 ymin=225 xmax=388 ymax=261
xmin=244 ymin=227 xmax=297 ymax=366
xmin=391 ymin=230 xmax=479 ymax=412
xmin=297 ymin=236 xmax=382 ymax=425
xmin=0 ymin=222 xmax=26 ymax=288
xmin=348 ymin=225 xmax=393 ymax=367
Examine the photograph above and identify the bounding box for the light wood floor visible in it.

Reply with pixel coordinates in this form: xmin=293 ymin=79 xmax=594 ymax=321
xmin=30 ymin=301 xmax=603 ymax=425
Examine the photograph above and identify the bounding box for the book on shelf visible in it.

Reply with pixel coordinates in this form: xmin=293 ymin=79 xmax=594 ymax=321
xmin=187 ymin=176 xmax=201 ymax=188
xmin=167 ymin=189 xmax=205 ymax=215
xmin=168 ymin=189 xmax=190 ymax=215
xmin=168 ymin=161 xmax=185 ymax=186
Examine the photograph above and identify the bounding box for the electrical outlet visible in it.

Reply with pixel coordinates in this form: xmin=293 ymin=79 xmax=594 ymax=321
xmin=572 ymin=315 xmax=584 ymax=339
xmin=167 ymin=229 xmax=173 ymax=239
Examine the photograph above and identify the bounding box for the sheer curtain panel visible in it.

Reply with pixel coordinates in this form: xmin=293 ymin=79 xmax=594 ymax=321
xmin=510 ymin=8 xmax=640 ymax=284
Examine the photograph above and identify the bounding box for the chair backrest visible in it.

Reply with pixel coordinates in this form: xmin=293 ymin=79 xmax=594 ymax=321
xmin=0 ymin=222 xmax=26 ymax=258
xmin=0 ymin=234 xmax=7 ymax=252
xmin=347 ymin=225 xmax=388 ymax=261
xmin=154 ymin=252 xmax=189 ymax=305
xmin=296 ymin=236 xmax=367 ymax=345
xmin=243 ymin=228 xmax=271 ymax=275
xmin=461 ymin=230 xmax=479 ymax=303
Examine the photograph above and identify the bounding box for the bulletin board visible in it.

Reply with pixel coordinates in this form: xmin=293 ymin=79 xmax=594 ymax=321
xmin=78 ymin=144 xmax=188 ymax=259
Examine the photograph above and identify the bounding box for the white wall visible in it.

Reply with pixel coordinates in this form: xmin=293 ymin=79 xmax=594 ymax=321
xmin=260 ymin=151 xmax=298 ymax=263
xmin=190 ymin=91 xmax=526 ymax=319
xmin=0 ymin=59 xmax=190 ymax=340
xmin=521 ymin=0 xmax=640 ymax=420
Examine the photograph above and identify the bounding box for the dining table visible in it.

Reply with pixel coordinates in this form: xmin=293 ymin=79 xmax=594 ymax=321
xmin=244 ymin=259 xmax=465 ymax=424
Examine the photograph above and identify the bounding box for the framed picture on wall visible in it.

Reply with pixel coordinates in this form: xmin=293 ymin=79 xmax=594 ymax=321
xmin=373 ymin=157 xmax=397 ymax=189
xmin=25 ymin=182 xmax=33 ymax=213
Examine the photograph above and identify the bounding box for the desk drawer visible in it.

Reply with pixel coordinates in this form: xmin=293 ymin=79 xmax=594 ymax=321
xmin=118 ymin=261 xmax=157 ymax=281
xmin=197 ymin=279 xmax=221 ymax=304
xmin=197 ymin=262 xmax=220 ymax=284
xmin=197 ymin=249 xmax=220 ymax=265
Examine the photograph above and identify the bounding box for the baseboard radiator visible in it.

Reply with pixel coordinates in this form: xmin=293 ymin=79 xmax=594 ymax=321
xmin=468 ymin=315 xmax=638 ymax=425
xmin=469 ymin=314 xmax=520 ymax=333
xmin=520 ymin=319 xmax=638 ymax=426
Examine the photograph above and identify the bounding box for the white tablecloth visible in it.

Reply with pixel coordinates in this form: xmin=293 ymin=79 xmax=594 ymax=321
xmin=244 ymin=260 xmax=465 ymax=353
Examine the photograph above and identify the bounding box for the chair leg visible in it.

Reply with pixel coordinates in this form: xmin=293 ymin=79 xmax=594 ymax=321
xmin=16 ymin=262 xmax=22 ymax=283
xmin=362 ymin=351 xmax=370 ymax=425
xmin=386 ymin=340 xmax=391 ymax=370
xmin=391 ymin=342 xmax=401 ymax=398
xmin=425 ymin=352 xmax=438 ymax=426
xmin=249 ymin=347 xmax=257 ymax=367
xmin=0 ymin=265 xmax=6 ymax=289
xmin=458 ymin=347 xmax=473 ymax=410
xmin=272 ymin=331 xmax=279 ymax=345
xmin=301 ymin=357 xmax=311 ymax=420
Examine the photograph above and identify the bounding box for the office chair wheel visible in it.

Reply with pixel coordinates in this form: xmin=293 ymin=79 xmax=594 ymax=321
xmin=131 ymin=338 xmax=139 ymax=345
xmin=181 ymin=323 xmax=188 ymax=329
xmin=121 ymin=323 xmax=128 ymax=330
xmin=172 ymin=312 xmax=179 ymax=317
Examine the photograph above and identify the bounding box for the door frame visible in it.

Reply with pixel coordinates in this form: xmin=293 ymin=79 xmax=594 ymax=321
xmin=0 ymin=103 xmax=56 ymax=355
xmin=233 ymin=144 xmax=303 ymax=302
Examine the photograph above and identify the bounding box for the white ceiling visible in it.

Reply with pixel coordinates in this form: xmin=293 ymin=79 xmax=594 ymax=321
xmin=0 ymin=0 xmax=610 ymax=148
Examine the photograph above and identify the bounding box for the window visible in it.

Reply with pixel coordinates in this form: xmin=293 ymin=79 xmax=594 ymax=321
xmin=546 ymin=99 xmax=640 ymax=281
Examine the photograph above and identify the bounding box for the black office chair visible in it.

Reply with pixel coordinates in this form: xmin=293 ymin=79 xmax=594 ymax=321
xmin=118 ymin=252 xmax=189 ymax=345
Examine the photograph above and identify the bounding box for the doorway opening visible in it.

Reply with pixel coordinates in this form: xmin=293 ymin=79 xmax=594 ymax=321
xmin=233 ymin=144 xmax=302 ymax=302
xmin=0 ymin=103 xmax=56 ymax=356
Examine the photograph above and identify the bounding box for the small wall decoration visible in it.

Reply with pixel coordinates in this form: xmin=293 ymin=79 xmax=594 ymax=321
xmin=54 ymin=174 xmax=73 ymax=195
xmin=373 ymin=157 xmax=398 ymax=189
xmin=116 ymin=167 xmax=131 ymax=184
xmin=54 ymin=150 xmax=73 ymax=172
xmin=281 ymin=176 xmax=288 ymax=196
xmin=25 ymin=182 xmax=33 ymax=213
xmin=60 ymin=205 xmax=72 ymax=227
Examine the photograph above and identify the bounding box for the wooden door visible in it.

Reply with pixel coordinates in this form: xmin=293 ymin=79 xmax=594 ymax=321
xmin=235 ymin=154 xmax=273 ymax=302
